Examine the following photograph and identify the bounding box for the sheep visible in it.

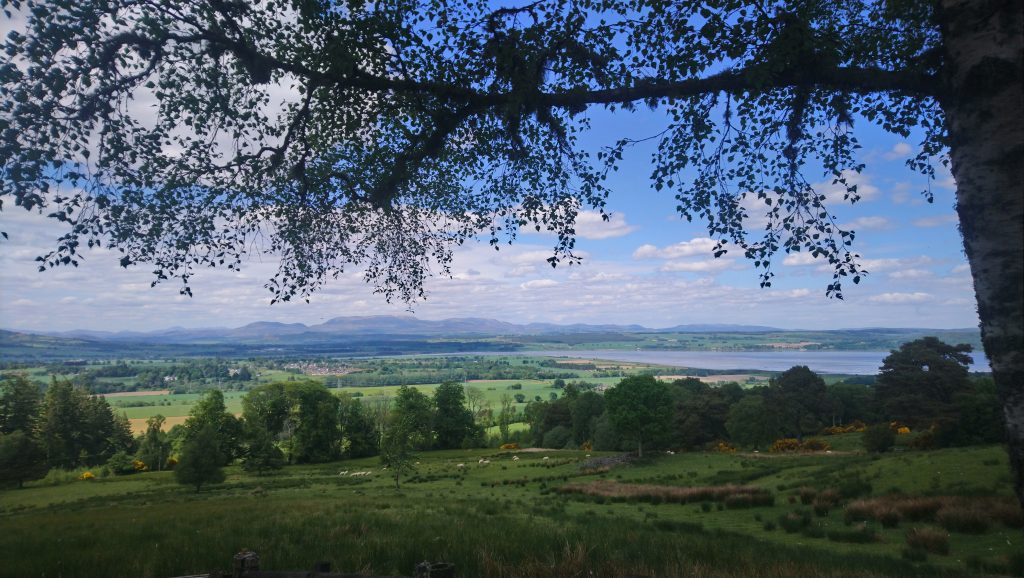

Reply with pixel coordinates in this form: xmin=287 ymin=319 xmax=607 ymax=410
xmin=456 ymin=463 xmax=465 ymax=468
xmin=338 ymin=470 xmax=349 ymax=476
xmin=478 ymin=459 xmax=490 ymax=466
xmin=512 ymin=456 xmax=520 ymax=462
xmin=542 ymin=456 xmax=550 ymax=461
xmin=665 ymin=450 xmax=675 ymax=455
xmin=478 ymin=458 xmax=486 ymax=464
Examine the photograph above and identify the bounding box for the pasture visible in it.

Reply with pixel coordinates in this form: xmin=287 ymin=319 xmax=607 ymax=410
xmin=0 ymin=440 xmax=1019 ymax=578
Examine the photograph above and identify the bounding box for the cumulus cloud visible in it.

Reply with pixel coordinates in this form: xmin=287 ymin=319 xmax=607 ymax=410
xmin=782 ymin=252 xmax=823 ymax=267
xmin=519 ymin=279 xmax=559 ymax=290
xmin=815 ymin=170 xmax=880 ymax=204
xmin=912 ymin=214 xmax=958 ymax=228
xmin=633 ymin=237 xmax=719 ymax=260
xmin=574 ymin=211 xmax=638 ymax=240
xmin=843 ymin=216 xmax=893 ymax=230
xmin=883 ymin=142 xmax=913 ymax=160
xmin=888 ymin=269 xmax=933 ymax=280
xmin=868 ymin=292 xmax=932 ymax=304
xmin=659 ymin=259 xmax=735 ymax=273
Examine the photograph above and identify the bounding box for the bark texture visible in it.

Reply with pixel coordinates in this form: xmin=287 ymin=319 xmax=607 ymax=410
xmin=940 ymin=0 xmax=1024 ymax=506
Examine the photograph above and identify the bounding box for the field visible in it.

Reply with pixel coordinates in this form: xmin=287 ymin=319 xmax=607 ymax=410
xmin=0 ymin=439 xmax=1019 ymax=578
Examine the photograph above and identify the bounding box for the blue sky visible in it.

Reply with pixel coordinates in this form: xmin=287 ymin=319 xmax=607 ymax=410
xmin=0 ymin=106 xmax=977 ymax=333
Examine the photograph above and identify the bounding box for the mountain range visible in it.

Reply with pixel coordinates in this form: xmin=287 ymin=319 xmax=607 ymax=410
xmin=16 ymin=316 xmax=783 ymax=343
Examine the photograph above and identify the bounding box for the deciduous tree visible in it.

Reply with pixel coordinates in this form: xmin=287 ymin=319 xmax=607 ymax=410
xmin=605 ymin=375 xmax=673 ymax=457
xmin=175 ymin=424 xmax=226 ymax=492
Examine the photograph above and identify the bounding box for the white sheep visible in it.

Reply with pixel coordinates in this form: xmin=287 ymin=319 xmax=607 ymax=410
xmin=456 ymin=463 xmax=465 ymax=468
xmin=542 ymin=456 xmax=550 ymax=461
xmin=338 ymin=470 xmax=349 ymax=476
xmin=585 ymin=454 xmax=591 ymax=458
xmin=512 ymin=456 xmax=520 ymax=462
xmin=478 ymin=458 xmax=485 ymax=464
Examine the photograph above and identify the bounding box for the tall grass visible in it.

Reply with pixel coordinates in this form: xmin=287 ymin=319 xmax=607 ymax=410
xmin=0 ymin=492 xmax=951 ymax=578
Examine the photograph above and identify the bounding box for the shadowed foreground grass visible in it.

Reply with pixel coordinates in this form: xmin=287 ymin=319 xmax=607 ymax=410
xmin=0 ymin=443 xmax=1019 ymax=578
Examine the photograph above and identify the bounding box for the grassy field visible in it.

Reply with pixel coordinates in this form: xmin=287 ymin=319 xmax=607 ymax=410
xmin=0 ymin=440 xmax=1019 ymax=578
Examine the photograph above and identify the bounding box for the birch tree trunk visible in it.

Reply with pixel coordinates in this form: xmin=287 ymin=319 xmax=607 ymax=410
xmin=940 ymin=0 xmax=1024 ymax=506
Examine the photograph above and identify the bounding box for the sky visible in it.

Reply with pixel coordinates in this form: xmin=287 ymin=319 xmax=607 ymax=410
xmin=0 ymin=22 xmax=980 ymax=334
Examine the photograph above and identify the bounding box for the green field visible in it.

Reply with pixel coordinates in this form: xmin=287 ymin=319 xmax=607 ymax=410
xmin=0 ymin=441 xmax=1019 ymax=578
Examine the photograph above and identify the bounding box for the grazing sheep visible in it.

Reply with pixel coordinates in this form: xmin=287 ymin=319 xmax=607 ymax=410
xmin=478 ymin=458 xmax=485 ymax=464
xmin=585 ymin=454 xmax=591 ymax=458
xmin=338 ymin=470 xmax=349 ymax=476
xmin=456 ymin=463 xmax=465 ymax=468
xmin=478 ymin=459 xmax=490 ymax=466
xmin=542 ymin=456 xmax=550 ymax=461
xmin=665 ymin=450 xmax=675 ymax=455
xmin=512 ymin=456 xmax=520 ymax=462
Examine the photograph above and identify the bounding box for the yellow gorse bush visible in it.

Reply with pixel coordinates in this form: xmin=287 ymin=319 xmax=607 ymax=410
xmin=78 ymin=471 xmax=95 ymax=481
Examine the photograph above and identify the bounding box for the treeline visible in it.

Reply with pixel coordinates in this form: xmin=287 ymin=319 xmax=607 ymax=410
xmin=523 ymin=337 xmax=1002 ymax=453
xmin=327 ymin=356 xmax=581 ymax=387
xmin=0 ymin=376 xmax=135 ymax=487
xmin=59 ymin=360 xmax=255 ymax=393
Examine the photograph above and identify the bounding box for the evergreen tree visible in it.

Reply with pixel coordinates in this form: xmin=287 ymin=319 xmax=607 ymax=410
xmin=875 ymin=337 xmax=973 ymax=431
xmin=0 ymin=430 xmax=48 ymax=488
xmin=175 ymin=425 xmax=225 ymax=492
xmin=0 ymin=374 xmax=41 ymax=435
xmin=40 ymin=379 xmax=87 ymax=468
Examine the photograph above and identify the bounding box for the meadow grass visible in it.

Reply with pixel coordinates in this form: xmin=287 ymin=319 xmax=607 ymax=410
xmin=1 ymin=445 xmax=1020 ymax=578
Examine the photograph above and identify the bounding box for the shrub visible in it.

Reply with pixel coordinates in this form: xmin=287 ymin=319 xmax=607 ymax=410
xmin=838 ymin=477 xmax=873 ymax=498
xmin=905 ymin=527 xmax=950 ymax=555
xmin=499 ymin=443 xmax=520 ymax=450
xmin=909 ymin=429 xmax=937 ymax=450
xmin=800 ymin=438 xmax=831 ymax=452
xmin=878 ymin=507 xmax=902 ymax=528
xmin=937 ymin=507 xmax=990 ymax=534
xmin=769 ymin=438 xmax=801 ymax=453
xmin=762 ymin=520 xmax=777 ymax=531
xmin=778 ymin=510 xmax=812 ymax=533
xmin=713 ymin=440 xmax=737 ymax=453
xmin=901 ymin=548 xmax=928 ymax=562
xmin=827 ymin=522 xmax=877 ymax=543
xmin=542 ymin=426 xmax=572 ymax=449
xmin=862 ymin=424 xmax=895 ymax=453
xmin=132 ymin=458 xmax=148 ymax=472
xmin=106 ymin=451 xmax=135 ymax=476
xmin=798 ymin=487 xmax=817 ymax=505
xmin=78 ymin=471 xmax=95 ymax=481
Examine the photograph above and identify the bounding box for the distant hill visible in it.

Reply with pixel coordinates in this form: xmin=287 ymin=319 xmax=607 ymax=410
xmin=0 ymin=317 xmax=984 ymax=362
xmin=22 ymin=315 xmax=779 ymax=343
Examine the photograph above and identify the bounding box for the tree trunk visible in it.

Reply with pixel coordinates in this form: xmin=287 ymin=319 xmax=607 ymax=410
xmin=940 ymin=0 xmax=1024 ymax=506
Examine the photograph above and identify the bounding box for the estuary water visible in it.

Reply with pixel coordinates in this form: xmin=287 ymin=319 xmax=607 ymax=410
xmin=459 ymin=349 xmax=992 ymax=375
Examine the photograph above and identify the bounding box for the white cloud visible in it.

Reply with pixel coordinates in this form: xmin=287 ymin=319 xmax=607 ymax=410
xmin=574 ymin=211 xmax=637 ymax=240
xmin=843 ymin=216 xmax=893 ymax=230
xmin=888 ymin=269 xmax=932 ymax=280
xmin=952 ymin=264 xmax=971 ymax=274
xmin=633 ymin=237 xmax=719 ymax=260
xmin=782 ymin=252 xmax=823 ymax=267
xmin=883 ymin=142 xmax=913 ymax=160
xmin=519 ymin=279 xmax=559 ymax=290
xmin=816 ymin=170 xmax=880 ymax=203
xmin=912 ymin=214 xmax=958 ymax=228
xmin=868 ymin=292 xmax=933 ymax=304
xmin=659 ymin=259 xmax=735 ymax=273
